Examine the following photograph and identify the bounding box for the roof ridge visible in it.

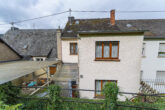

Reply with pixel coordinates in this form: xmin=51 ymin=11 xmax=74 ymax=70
xmin=74 ymin=18 xmax=165 ymax=21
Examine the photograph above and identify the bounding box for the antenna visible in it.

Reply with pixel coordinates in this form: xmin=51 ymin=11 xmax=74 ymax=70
xmin=10 ymin=22 xmax=14 ymax=31
xmin=69 ymin=8 xmax=72 ymax=17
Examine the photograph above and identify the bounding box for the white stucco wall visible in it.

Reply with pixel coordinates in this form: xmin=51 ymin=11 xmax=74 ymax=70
xmin=78 ymin=35 xmax=144 ymax=99
xmin=62 ymin=40 xmax=78 ymax=63
xmin=141 ymin=40 xmax=165 ymax=79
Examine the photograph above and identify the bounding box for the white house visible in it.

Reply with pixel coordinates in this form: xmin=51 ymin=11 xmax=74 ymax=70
xmin=78 ymin=32 xmax=144 ymax=99
xmin=59 ymin=10 xmax=145 ymax=99
xmin=142 ymin=39 xmax=165 ymax=80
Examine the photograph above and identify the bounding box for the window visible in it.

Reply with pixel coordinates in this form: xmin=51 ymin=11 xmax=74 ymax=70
xmin=95 ymin=80 xmax=117 ymax=96
xmin=156 ymin=71 xmax=165 ymax=80
xmin=142 ymin=43 xmax=146 ymax=56
xmin=36 ymin=58 xmax=44 ymax=61
xmin=96 ymin=41 xmax=119 ymax=60
xmin=156 ymin=71 xmax=165 ymax=84
xmin=158 ymin=43 xmax=165 ymax=57
xmin=33 ymin=57 xmax=46 ymax=61
xmin=70 ymin=43 xmax=78 ymax=55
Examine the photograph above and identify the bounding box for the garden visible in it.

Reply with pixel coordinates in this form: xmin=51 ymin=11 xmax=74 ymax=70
xmin=0 ymin=82 xmax=165 ymax=110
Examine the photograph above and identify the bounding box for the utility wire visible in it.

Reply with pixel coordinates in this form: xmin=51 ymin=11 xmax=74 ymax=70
xmin=117 ymin=10 xmax=165 ymax=13
xmin=72 ymin=10 xmax=165 ymax=13
xmin=1 ymin=10 xmax=165 ymax=26
xmin=72 ymin=10 xmax=109 ymax=13
xmin=0 ymin=10 xmax=69 ymax=26
xmin=13 ymin=10 xmax=69 ymax=24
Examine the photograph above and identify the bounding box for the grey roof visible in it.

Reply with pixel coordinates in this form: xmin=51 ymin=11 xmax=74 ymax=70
xmin=62 ymin=18 xmax=165 ymax=39
xmin=3 ymin=29 xmax=57 ymax=58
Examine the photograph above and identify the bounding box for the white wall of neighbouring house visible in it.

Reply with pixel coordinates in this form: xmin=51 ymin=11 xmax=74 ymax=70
xmin=62 ymin=40 xmax=78 ymax=63
xmin=78 ymin=35 xmax=144 ymax=100
xmin=141 ymin=40 xmax=165 ymax=80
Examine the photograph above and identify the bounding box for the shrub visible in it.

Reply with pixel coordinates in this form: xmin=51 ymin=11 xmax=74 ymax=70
xmin=0 ymin=82 xmax=20 ymax=104
xmin=103 ymin=82 xmax=119 ymax=110
xmin=48 ymin=85 xmax=63 ymax=110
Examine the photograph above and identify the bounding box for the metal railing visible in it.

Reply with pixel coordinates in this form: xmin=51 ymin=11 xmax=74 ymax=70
xmin=14 ymin=86 xmax=163 ymax=110
xmin=141 ymin=79 xmax=165 ymax=93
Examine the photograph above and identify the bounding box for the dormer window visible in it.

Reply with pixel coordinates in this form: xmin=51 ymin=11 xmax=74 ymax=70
xmin=33 ymin=57 xmax=46 ymax=61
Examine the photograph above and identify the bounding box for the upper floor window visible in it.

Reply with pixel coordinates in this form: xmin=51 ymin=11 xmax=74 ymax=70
xmin=158 ymin=43 xmax=165 ymax=57
xmin=70 ymin=43 xmax=78 ymax=55
xmin=142 ymin=43 xmax=146 ymax=56
xmin=95 ymin=41 xmax=119 ymax=60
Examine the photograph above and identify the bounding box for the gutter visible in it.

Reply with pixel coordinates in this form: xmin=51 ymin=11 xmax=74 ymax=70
xmin=78 ymin=30 xmax=147 ymax=35
xmin=0 ymin=59 xmax=23 ymax=64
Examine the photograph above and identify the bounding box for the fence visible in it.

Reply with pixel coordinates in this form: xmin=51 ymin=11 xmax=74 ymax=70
xmin=14 ymin=86 xmax=165 ymax=110
xmin=141 ymin=79 xmax=165 ymax=93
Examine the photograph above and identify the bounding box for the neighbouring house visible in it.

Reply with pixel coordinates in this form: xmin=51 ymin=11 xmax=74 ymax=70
xmin=0 ymin=38 xmax=21 ymax=62
xmin=3 ymin=29 xmax=57 ymax=60
xmin=111 ymin=19 xmax=165 ymax=93
xmin=1 ymin=29 xmax=60 ymax=90
xmin=60 ymin=10 xmax=145 ymax=99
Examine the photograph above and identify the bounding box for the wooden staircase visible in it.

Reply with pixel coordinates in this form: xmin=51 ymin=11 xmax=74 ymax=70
xmin=140 ymin=81 xmax=158 ymax=94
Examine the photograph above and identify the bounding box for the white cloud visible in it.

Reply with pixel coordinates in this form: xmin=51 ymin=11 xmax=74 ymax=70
xmin=0 ymin=0 xmax=165 ymax=33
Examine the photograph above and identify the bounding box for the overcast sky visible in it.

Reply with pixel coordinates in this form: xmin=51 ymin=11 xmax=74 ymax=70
xmin=0 ymin=0 xmax=165 ymax=34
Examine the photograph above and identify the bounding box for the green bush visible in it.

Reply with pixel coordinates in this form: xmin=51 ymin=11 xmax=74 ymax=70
xmin=0 ymin=82 xmax=20 ymax=104
xmin=48 ymin=85 xmax=63 ymax=110
xmin=103 ymin=82 xmax=119 ymax=110
xmin=0 ymin=101 xmax=22 ymax=110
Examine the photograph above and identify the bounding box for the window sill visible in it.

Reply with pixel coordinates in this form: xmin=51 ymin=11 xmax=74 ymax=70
xmin=70 ymin=54 xmax=78 ymax=55
xmin=142 ymin=56 xmax=146 ymax=58
xmin=95 ymin=59 xmax=120 ymax=62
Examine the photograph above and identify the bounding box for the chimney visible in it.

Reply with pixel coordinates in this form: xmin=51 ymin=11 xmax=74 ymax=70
xmin=110 ymin=9 xmax=115 ymax=25
xmin=68 ymin=16 xmax=74 ymax=25
xmin=11 ymin=27 xmax=19 ymax=31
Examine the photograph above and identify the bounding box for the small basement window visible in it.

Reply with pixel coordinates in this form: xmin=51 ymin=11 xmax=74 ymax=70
xmin=95 ymin=80 xmax=117 ymax=97
xmin=70 ymin=43 xmax=78 ymax=55
xmin=158 ymin=43 xmax=165 ymax=57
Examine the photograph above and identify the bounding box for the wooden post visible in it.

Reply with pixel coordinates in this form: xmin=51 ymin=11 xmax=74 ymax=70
xmin=47 ymin=67 xmax=49 ymax=86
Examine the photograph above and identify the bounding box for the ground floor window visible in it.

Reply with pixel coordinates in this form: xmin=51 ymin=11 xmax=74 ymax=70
xmin=156 ymin=71 xmax=165 ymax=80
xmin=95 ymin=80 xmax=117 ymax=96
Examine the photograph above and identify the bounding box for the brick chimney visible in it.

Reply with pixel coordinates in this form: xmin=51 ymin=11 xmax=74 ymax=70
xmin=110 ymin=9 xmax=115 ymax=25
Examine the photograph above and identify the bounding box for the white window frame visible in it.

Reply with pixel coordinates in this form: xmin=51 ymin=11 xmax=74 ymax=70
xmin=33 ymin=57 xmax=46 ymax=61
xmin=158 ymin=43 xmax=165 ymax=57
